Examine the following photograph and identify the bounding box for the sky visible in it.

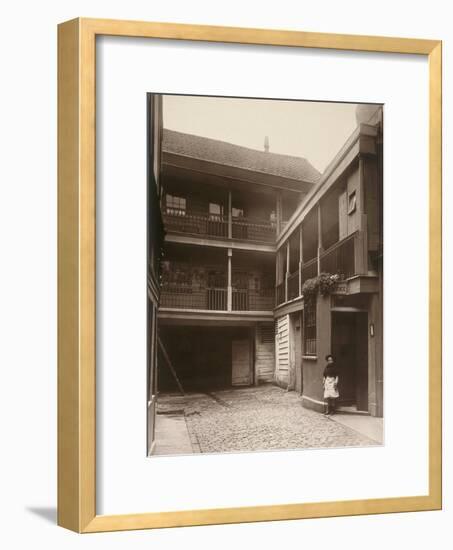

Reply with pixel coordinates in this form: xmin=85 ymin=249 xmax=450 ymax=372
xmin=162 ymin=95 xmax=361 ymax=173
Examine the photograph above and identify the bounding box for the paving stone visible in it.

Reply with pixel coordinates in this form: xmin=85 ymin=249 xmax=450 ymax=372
xmin=158 ymin=385 xmax=379 ymax=455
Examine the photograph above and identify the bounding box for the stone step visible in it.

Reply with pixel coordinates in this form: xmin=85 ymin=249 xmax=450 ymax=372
xmin=335 ymin=406 xmax=370 ymax=416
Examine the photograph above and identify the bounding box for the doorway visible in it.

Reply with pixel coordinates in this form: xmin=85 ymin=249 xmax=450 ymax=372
xmin=331 ymin=311 xmax=368 ymax=411
xmin=232 ymin=338 xmax=253 ymax=386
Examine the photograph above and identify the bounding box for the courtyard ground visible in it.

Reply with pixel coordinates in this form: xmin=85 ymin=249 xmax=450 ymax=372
xmin=153 ymin=384 xmax=383 ymax=456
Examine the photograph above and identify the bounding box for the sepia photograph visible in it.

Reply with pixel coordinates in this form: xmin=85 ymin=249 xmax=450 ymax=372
xmin=146 ymin=94 xmax=383 ymax=456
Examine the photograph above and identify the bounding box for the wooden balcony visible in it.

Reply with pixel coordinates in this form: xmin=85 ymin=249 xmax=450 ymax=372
xmin=319 ymin=231 xmax=356 ymax=279
xmin=301 ymin=257 xmax=318 ymax=285
xmin=163 ymin=211 xmax=228 ymax=238
xmin=231 ymin=287 xmax=274 ymax=311
xmin=276 ymin=281 xmax=285 ymax=306
xmin=287 ymin=270 xmax=300 ymax=301
xmin=160 ymin=284 xmax=274 ymax=312
xmin=275 ymin=231 xmax=365 ymax=307
xmin=162 ymin=210 xmax=276 ymax=244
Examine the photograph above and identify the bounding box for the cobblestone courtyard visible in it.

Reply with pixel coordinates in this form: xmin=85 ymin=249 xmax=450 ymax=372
xmin=155 ymin=384 xmax=380 ymax=455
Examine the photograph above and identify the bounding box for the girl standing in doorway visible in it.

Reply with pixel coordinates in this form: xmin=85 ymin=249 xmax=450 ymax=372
xmin=323 ymin=354 xmax=339 ymax=416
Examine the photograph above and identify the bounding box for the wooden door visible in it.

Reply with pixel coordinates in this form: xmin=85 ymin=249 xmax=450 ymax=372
xmin=332 ymin=312 xmax=356 ymax=405
xmin=232 ymin=339 xmax=252 ymax=386
xmin=332 ymin=312 xmax=369 ymax=411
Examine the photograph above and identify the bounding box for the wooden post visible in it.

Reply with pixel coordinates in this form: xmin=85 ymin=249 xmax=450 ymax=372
xmin=276 ymin=191 xmax=282 ymax=236
xmin=354 ymin=223 xmax=369 ymax=275
xmin=299 ymin=224 xmax=303 ymax=295
xmin=227 ymin=248 xmax=232 ymax=311
xmin=228 ymin=189 xmax=232 ymax=239
xmin=285 ymin=241 xmax=290 ymax=302
xmin=157 ymin=336 xmax=184 ymax=396
xmin=355 ymin=157 xmax=368 ymax=274
xmin=317 ymin=204 xmax=323 ymax=275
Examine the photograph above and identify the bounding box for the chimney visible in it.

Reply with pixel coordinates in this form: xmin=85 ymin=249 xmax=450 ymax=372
xmin=264 ymin=135 xmax=270 ymax=153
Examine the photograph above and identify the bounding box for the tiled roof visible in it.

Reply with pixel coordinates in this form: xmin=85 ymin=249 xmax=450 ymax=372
xmin=162 ymin=129 xmax=321 ymax=184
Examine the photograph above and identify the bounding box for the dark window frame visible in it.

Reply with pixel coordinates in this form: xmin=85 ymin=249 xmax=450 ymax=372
xmin=303 ymin=301 xmax=317 ymax=356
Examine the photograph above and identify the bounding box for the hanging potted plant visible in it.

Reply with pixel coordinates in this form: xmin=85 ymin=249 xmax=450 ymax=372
xmin=302 ymin=272 xmax=340 ymax=303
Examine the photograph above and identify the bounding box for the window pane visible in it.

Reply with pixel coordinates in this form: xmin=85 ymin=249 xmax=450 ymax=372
xmin=166 ymin=194 xmax=186 ymax=215
xmin=303 ymin=302 xmax=317 ymax=355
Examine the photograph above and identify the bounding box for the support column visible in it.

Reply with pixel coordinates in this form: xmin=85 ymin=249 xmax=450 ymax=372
xmin=285 ymin=241 xmax=290 ymax=302
xmin=317 ymin=204 xmax=323 ymax=275
xmin=227 ymin=248 xmax=232 ymax=311
xmin=276 ymin=191 xmax=282 ymax=236
xmin=228 ymin=189 xmax=232 ymax=239
xmin=299 ymin=224 xmax=303 ymax=295
xmin=355 ymin=157 xmax=368 ymax=275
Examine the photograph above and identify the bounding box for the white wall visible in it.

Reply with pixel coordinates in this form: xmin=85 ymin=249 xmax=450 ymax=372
xmin=0 ymin=0 xmax=451 ymax=548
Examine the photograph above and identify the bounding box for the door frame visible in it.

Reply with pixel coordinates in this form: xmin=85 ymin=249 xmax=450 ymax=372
xmin=231 ymin=330 xmax=254 ymax=386
xmin=331 ymin=308 xmax=369 ymax=411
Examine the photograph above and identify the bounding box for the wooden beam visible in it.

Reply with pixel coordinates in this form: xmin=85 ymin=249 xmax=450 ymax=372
xmin=227 ymin=248 xmax=232 ymax=311
xmin=299 ymin=225 xmax=303 ymax=294
xmin=285 ymin=241 xmax=290 ymax=302
xmin=317 ymin=204 xmax=323 ymax=275
xmin=276 ymin=191 xmax=282 ymax=235
xmin=157 ymin=336 xmax=185 ymax=395
xmin=228 ymin=189 xmax=232 ymax=238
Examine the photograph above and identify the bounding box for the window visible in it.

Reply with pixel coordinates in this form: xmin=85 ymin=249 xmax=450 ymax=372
xmin=166 ymin=194 xmax=186 ymax=216
xmin=161 ymin=262 xmax=192 ymax=292
xmin=208 ymin=270 xmax=227 ymax=288
xmin=348 ymin=190 xmax=357 ymax=214
xmin=232 ymin=271 xmax=248 ymax=289
xmin=209 ymin=202 xmax=223 ymax=220
xmin=303 ymin=301 xmax=317 ymax=355
xmin=232 ymin=207 xmax=244 ymax=218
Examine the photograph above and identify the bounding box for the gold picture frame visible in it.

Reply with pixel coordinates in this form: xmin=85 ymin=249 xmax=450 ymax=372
xmin=58 ymin=18 xmax=442 ymax=533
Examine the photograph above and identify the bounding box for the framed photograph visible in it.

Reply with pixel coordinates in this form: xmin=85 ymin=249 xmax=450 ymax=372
xmin=58 ymin=18 xmax=442 ymax=533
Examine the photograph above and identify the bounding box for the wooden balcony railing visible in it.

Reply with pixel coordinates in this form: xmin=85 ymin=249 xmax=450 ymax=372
xmin=207 ymin=288 xmax=228 ymax=310
xmin=231 ymin=217 xmax=276 ymax=243
xmin=276 ymin=281 xmax=286 ymax=306
xmin=160 ymin=284 xmax=227 ymax=311
xmin=301 ymin=257 xmax=318 ymax=285
xmin=320 ymin=231 xmax=356 ymax=280
xmin=287 ymin=270 xmax=300 ymax=301
xmin=160 ymin=284 xmax=274 ymax=312
xmin=232 ymin=288 xmax=248 ymax=311
xmin=231 ymin=288 xmax=274 ymax=311
xmin=160 ymin=284 xmax=207 ymax=310
xmin=249 ymin=288 xmax=274 ymax=311
xmin=276 ymin=232 xmax=362 ymax=307
xmin=163 ymin=211 xmax=228 ymax=238
xmin=162 ymin=211 xmax=276 ymax=243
